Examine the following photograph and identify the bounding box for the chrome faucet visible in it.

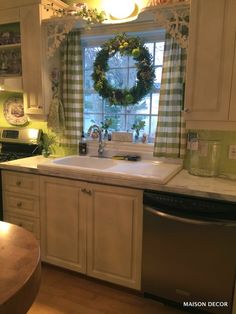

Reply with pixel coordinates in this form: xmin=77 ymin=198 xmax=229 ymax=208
xmin=87 ymin=124 xmax=104 ymax=157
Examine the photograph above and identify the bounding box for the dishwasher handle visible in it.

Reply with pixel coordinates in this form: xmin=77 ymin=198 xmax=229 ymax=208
xmin=144 ymin=206 xmax=236 ymax=227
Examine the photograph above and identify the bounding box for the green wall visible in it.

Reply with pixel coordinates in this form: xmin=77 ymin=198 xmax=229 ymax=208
xmin=0 ymin=92 xmax=75 ymax=156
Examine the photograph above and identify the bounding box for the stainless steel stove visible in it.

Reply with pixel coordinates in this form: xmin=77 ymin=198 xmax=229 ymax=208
xmin=0 ymin=128 xmax=42 ymax=162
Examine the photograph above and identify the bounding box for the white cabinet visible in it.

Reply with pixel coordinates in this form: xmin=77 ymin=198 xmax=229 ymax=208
xmin=40 ymin=175 xmax=143 ymax=290
xmin=87 ymin=183 xmax=143 ymax=289
xmin=0 ymin=0 xmax=67 ymax=116
xmin=2 ymin=171 xmax=40 ymax=239
xmin=20 ymin=1 xmax=67 ymax=116
xmin=229 ymin=28 xmax=236 ymax=121
xmin=0 ymin=9 xmax=22 ymax=91
xmin=40 ymin=176 xmax=87 ymax=273
xmin=185 ymin=0 xmax=236 ymax=130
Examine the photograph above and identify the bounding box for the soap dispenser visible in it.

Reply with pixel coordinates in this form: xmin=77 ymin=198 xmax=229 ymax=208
xmin=79 ymin=131 xmax=87 ymax=155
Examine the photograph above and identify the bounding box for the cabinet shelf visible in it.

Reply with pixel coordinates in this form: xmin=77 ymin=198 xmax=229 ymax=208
xmin=0 ymin=43 xmax=21 ymax=50
xmin=0 ymin=74 xmax=21 ymax=78
xmin=0 ymin=76 xmax=22 ymax=91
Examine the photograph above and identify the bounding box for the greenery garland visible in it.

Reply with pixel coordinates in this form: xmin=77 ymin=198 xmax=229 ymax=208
xmin=92 ymin=33 xmax=155 ymax=106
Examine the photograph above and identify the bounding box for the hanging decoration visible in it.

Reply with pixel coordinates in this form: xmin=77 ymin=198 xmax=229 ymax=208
xmin=92 ymin=33 xmax=155 ymax=106
xmin=141 ymin=0 xmax=190 ymax=48
xmin=44 ymin=3 xmax=106 ymax=57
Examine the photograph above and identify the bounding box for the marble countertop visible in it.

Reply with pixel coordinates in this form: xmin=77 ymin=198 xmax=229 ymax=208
xmin=0 ymin=155 xmax=236 ymax=202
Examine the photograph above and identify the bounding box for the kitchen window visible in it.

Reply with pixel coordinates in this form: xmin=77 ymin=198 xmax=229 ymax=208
xmin=82 ymin=30 xmax=165 ymax=142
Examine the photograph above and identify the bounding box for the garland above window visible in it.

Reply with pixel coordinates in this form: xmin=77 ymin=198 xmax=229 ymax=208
xmin=92 ymin=33 xmax=155 ymax=106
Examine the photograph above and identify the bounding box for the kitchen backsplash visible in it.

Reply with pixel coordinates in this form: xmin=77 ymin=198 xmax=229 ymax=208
xmin=185 ymin=129 xmax=236 ymax=177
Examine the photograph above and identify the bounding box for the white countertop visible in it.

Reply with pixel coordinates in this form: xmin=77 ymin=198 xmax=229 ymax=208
xmin=0 ymin=155 xmax=236 ymax=202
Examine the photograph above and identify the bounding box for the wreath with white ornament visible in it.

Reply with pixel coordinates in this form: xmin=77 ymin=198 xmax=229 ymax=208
xmin=92 ymin=33 xmax=155 ymax=106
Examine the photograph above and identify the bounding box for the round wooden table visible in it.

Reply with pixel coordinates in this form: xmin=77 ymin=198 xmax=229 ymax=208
xmin=0 ymin=222 xmax=41 ymax=314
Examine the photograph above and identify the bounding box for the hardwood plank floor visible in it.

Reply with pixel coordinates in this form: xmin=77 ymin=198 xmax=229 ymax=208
xmin=28 ymin=264 xmax=188 ymax=314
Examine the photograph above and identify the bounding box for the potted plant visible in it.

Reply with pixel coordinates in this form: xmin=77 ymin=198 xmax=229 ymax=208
xmin=131 ymin=119 xmax=146 ymax=142
xmin=41 ymin=133 xmax=57 ymax=157
xmin=100 ymin=118 xmax=113 ymax=139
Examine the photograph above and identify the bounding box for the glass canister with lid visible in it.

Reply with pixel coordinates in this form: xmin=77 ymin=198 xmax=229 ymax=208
xmin=188 ymin=139 xmax=221 ymax=177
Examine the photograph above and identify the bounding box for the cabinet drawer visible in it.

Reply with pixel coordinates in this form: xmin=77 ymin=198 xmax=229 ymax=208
xmin=3 ymin=213 xmax=40 ymax=239
xmin=2 ymin=171 xmax=39 ymax=195
xmin=3 ymin=192 xmax=39 ymax=217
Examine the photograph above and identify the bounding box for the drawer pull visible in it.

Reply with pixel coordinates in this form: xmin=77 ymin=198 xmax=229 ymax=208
xmin=16 ymin=181 xmax=21 ymax=186
xmin=18 ymin=223 xmax=23 ymax=227
xmin=81 ymin=188 xmax=92 ymax=195
xmin=17 ymin=202 xmax=22 ymax=207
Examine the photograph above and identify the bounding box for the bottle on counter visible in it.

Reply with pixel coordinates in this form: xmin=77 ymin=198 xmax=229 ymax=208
xmin=79 ymin=131 xmax=87 ymax=155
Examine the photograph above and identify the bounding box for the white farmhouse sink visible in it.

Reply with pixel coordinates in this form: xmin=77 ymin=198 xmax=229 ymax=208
xmin=53 ymin=155 xmax=118 ymax=170
xmin=37 ymin=155 xmax=183 ymax=185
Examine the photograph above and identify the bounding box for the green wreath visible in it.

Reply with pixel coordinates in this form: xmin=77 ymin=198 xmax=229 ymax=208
xmin=92 ymin=33 xmax=155 ymax=106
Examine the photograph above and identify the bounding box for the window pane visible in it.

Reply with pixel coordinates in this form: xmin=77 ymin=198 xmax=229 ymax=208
xmin=126 ymin=115 xmax=150 ymax=134
xmin=84 ymin=70 xmax=94 ymax=90
xmin=154 ymin=66 xmax=163 ymax=89
xmin=106 ymin=68 xmax=128 ymax=88
xmin=128 ymin=68 xmax=138 ymax=88
xmin=151 ymin=93 xmax=160 ymax=114
xmin=84 ymin=94 xmax=103 ymax=113
xmin=150 ymin=116 xmax=158 ymax=140
xmin=155 ymin=42 xmax=164 ymax=65
xmin=84 ymin=113 xmax=103 ymax=133
xmin=108 ymin=52 xmax=128 ymax=68
xmin=84 ymin=47 xmax=100 ymax=70
xmin=104 ymin=101 xmax=125 ymax=115
xmin=105 ymin=115 xmax=126 ymax=131
xmin=145 ymin=43 xmax=154 ymax=58
xmin=126 ymin=97 xmax=150 ymax=114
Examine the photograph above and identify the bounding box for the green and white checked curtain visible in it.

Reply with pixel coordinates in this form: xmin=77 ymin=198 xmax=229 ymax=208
xmin=153 ymin=33 xmax=187 ymax=159
xmin=60 ymin=31 xmax=83 ymax=147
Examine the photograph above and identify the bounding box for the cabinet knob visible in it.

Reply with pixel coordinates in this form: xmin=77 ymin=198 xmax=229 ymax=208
xmin=17 ymin=202 xmax=22 ymax=207
xmin=184 ymin=108 xmax=191 ymax=113
xmin=18 ymin=223 xmax=23 ymax=227
xmin=81 ymin=188 xmax=92 ymax=195
xmin=16 ymin=181 xmax=21 ymax=186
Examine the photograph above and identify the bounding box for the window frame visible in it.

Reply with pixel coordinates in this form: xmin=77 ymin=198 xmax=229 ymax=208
xmin=81 ymin=28 xmax=166 ymax=142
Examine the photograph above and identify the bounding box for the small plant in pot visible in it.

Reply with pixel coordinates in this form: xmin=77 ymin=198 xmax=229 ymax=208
xmin=100 ymin=118 xmax=113 ymax=139
xmin=131 ymin=119 xmax=146 ymax=142
xmin=41 ymin=133 xmax=57 ymax=157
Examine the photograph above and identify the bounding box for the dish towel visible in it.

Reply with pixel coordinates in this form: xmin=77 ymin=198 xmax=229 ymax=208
xmin=47 ymin=95 xmax=66 ymax=134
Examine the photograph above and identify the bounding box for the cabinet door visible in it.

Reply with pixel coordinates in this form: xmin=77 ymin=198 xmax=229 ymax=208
xmin=87 ymin=184 xmax=143 ymax=290
xmin=185 ymin=0 xmax=235 ymax=123
xmin=40 ymin=176 xmax=87 ymax=273
xmin=229 ymin=28 xmax=236 ymax=121
xmin=20 ymin=4 xmax=44 ymax=115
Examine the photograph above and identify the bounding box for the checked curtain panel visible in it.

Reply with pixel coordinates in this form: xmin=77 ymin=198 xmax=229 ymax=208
xmin=60 ymin=31 xmax=84 ymax=147
xmin=153 ymin=33 xmax=187 ymax=159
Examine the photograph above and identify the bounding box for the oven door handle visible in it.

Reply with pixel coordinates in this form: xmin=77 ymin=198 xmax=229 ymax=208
xmin=144 ymin=206 xmax=236 ymax=227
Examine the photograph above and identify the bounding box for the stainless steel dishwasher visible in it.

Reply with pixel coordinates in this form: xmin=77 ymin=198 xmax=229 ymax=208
xmin=142 ymin=191 xmax=236 ymax=314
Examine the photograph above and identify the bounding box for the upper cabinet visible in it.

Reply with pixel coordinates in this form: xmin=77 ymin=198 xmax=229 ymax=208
xmin=229 ymin=28 xmax=236 ymax=121
xmin=0 ymin=0 xmax=67 ymax=117
xmin=0 ymin=10 xmax=22 ymax=92
xmin=20 ymin=0 xmax=67 ymax=116
xmin=185 ymin=0 xmax=236 ymax=130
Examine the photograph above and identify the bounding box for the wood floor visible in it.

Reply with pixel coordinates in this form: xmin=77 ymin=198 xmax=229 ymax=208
xmin=28 ymin=263 xmax=188 ymax=314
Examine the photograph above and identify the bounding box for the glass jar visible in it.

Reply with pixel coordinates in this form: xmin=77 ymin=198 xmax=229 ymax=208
xmin=188 ymin=139 xmax=221 ymax=177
